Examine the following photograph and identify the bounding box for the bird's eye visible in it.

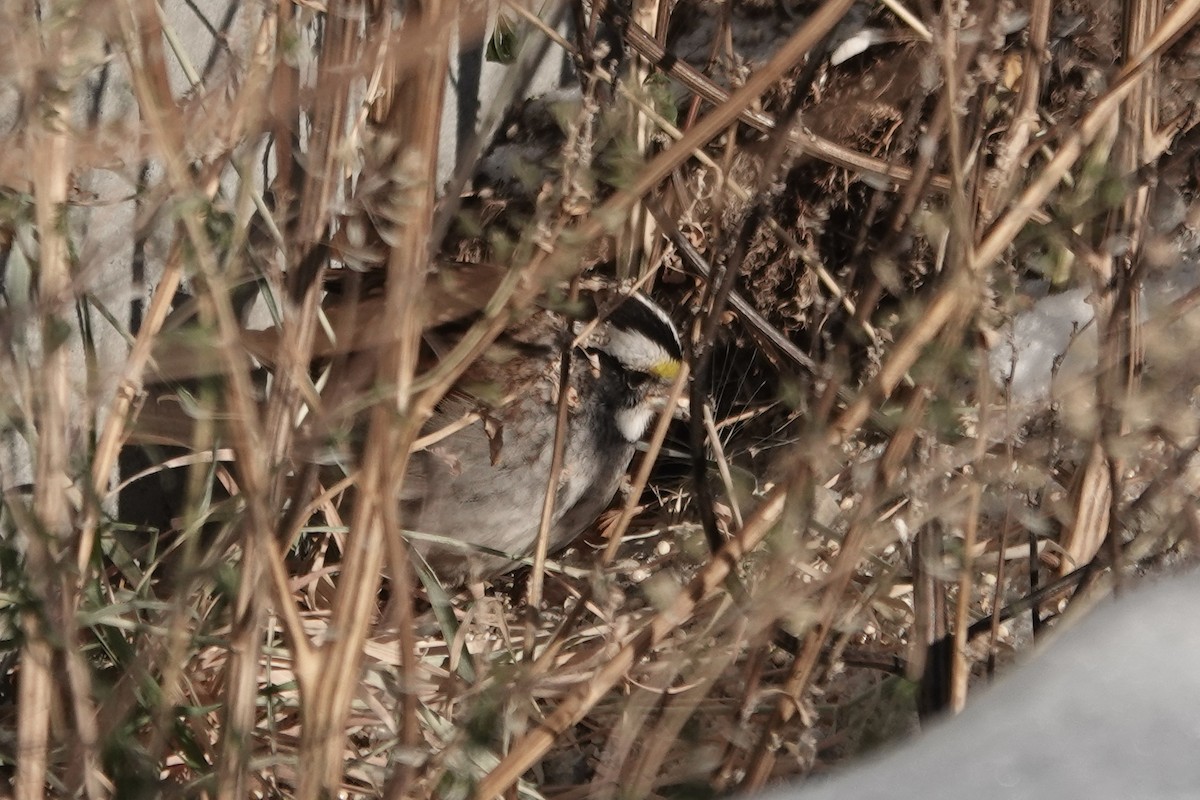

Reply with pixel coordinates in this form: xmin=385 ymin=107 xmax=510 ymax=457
xmin=625 ymin=371 xmax=651 ymax=390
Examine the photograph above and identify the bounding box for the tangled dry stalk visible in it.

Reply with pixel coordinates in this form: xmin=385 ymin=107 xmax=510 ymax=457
xmin=2 ymin=0 xmax=1200 ymax=798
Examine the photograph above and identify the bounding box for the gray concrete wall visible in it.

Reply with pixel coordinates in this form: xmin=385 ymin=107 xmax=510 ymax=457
xmin=0 ymin=0 xmax=569 ymax=494
xmin=754 ymin=571 xmax=1200 ymax=800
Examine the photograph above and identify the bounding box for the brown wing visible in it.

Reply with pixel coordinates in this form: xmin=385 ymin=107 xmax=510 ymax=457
xmin=146 ymin=260 xmax=513 ymax=383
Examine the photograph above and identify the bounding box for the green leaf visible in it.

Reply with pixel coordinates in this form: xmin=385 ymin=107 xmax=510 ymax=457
xmin=486 ymin=13 xmax=520 ymax=64
xmin=44 ymin=315 xmax=74 ymax=352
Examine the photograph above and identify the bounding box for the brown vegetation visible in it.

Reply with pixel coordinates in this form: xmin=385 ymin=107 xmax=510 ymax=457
xmin=2 ymin=0 xmax=1199 ymax=797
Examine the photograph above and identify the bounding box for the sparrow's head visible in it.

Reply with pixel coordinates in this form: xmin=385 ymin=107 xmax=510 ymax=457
xmin=578 ymin=291 xmax=683 ymax=442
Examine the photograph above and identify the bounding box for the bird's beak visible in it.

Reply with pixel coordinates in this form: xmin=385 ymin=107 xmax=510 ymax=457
xmin=646 ymin=387 xmax=690 ymax=422
xmin=670 ymin=394 xmax=691 ymax=422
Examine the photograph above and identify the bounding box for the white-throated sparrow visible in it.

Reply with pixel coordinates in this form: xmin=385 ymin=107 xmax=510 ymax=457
xmin=402 ymin=287 xmax=683 ymax=583
xmin=134 ymin=277 xmax=683 ymax=584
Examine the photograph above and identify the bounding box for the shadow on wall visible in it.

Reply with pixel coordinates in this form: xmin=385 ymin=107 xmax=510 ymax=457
xmin=753 ymin=569 xmax=1200 ymax=800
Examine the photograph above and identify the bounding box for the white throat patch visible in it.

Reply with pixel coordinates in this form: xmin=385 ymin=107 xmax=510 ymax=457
xmin=614 ymin=404 xmax=655 ymax=443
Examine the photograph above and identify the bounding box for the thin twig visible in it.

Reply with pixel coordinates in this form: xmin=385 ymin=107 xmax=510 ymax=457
xmin=476 ymin=467 xmax=796 ymax=800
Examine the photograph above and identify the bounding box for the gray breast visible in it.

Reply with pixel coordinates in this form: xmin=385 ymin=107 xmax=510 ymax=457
xmin=405 ymin=357 xmax=637 ymax=582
